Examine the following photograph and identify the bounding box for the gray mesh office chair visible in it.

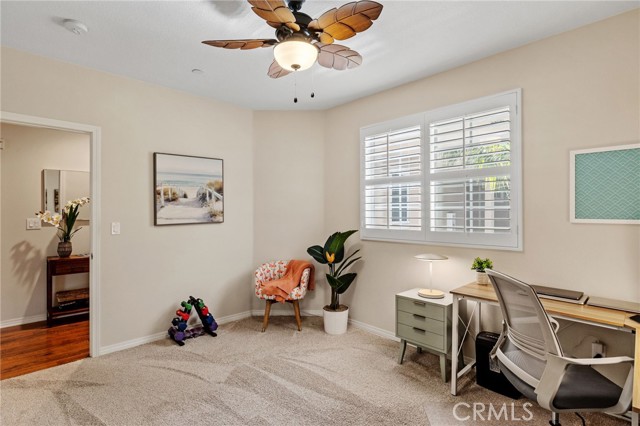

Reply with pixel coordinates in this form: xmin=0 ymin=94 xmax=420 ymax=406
xmin=486 ymin=269 xmax=634 ymax=426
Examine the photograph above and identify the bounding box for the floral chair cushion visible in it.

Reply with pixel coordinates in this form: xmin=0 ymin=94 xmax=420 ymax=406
xmin=254 ymin=260 xmax=311 ymax=301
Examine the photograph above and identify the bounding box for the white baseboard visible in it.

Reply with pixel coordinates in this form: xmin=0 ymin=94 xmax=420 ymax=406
xmin=348 ymin=318 xmax=398 ymax=342
xmin=249 ymin=309 xmax=323 ymax=317
xmin=96 ymin=309 xmax=402 ymax=357
xmin=218 ymin=311 xmax=252 ymax=323
xmin=99 ymin=330 xmax=168 ymax=356
xmin=1 ymin=314 xmax=46 ymax=329
xmin=98 ymin=311 xmax=253 ymax=356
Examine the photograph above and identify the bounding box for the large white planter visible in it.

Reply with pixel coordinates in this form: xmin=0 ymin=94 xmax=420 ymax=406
xmin=323 ymin=306 xmax=349 ymax=335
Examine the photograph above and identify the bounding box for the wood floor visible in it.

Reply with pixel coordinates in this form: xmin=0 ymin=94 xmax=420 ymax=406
xmin=0 ymin=320 xmax=89 ymax=380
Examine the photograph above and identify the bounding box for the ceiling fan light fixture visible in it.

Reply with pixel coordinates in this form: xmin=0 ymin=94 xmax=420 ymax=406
xmin=273 ymin=40 xmax=319 ymax=72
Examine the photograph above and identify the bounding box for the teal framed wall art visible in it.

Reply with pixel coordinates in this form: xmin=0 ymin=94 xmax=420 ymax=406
xmin=570 ymin=144 xmax=640 ymax=224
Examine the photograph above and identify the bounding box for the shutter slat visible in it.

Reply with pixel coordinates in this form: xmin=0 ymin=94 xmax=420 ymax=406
xmin=430 ymin=175 xmax=512 ymax=234
xmin=364 ymin=180 xmax=422 ymax=231
xmin=365 ymin=125 xmax=421 ymax=181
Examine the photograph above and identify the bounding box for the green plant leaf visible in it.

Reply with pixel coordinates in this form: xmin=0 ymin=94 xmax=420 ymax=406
xmin=335 ymin=249 xmax=361 ymax=276
xmin=327 ymin=272 xmax=358 ymax=294
xmin=307 ymin=245 xmax=328 ymax=264
xmin=323 ymin=232 xmax=342 ymax=263
xmin=324 ymin=230 xmax=357 ymax=263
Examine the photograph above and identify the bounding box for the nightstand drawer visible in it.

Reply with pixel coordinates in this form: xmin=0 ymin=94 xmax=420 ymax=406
xmin=397 ymin=311 xmax=443 ymax=335
xmin=397 ymin=297 xmax=444 ymax=320
xmin=397 ymin=323 xmax=444 ymax=351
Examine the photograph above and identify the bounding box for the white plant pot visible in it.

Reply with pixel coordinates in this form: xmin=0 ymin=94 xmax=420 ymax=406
xmin=323 ymin=306 xmax=349 ymax=335
xmin=477 ymin=271 xmax=490 ymax=285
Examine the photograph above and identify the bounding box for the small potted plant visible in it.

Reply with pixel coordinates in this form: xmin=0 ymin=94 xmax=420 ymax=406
xmin=307 ymin=230 xmax=361 ymax=335
xmin=471 ymin=257 xmax=493 ymax=285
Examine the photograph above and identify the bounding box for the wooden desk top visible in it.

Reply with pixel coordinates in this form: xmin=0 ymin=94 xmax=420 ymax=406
xmin=450 ymin=282 xmax=632 ymax=330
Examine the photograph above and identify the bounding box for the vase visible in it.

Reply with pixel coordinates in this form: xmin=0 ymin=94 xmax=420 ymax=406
xmin=57 ymin=241 xmax=72 ymax=258
xmin=476 ymin=271 xmax=490 ymax=285
xmin=323 ymin=305 xmax=349 ymax=335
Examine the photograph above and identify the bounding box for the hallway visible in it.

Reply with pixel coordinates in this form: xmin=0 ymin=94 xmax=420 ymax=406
xmin=0 ymin=319 xmax=89 ymax=380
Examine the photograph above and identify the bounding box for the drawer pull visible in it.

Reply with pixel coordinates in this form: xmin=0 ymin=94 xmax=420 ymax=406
xmin=413 ymin=314 xmax=426 ymax=320
xmin=412 ymin=327 xmax=426 ymax=333
xmin=413 ymin=301 xmax=426 ymax=306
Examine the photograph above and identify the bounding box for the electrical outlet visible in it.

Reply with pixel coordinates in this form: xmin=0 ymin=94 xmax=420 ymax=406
xmin=26 ymin=218 xmax=41 ymax=230
xmin=591 ymin=341 xmax=606 ymax=358
xmin=111 ymin=222 xmax=120 ymax=235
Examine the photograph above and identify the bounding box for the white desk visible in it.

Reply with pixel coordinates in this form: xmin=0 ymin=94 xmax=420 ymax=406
xmin=449 ymin=282 xmax=639 ymax=426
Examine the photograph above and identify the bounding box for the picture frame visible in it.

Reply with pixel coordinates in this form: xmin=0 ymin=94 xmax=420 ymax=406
xmin=569 ymin=143 xmax=639 ymax=224
xmin=154 ymin=153 xmax=224 ymax=226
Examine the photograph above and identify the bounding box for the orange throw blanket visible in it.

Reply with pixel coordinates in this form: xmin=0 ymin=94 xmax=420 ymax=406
xmin=260 ymin=260 xmax=315 ymax=303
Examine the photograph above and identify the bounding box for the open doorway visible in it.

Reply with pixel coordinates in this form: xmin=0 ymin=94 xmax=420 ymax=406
xmin=0 ymin=112 xmax=101 ymax=378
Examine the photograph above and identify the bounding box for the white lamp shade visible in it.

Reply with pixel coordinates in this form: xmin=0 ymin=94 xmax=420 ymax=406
xmin=414 ymin=253 xmax=448 ymax=261
xmin=273 ymin=40 xmax=319 ymax=72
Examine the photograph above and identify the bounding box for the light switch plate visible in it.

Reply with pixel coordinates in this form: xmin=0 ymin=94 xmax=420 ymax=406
xmin=111 ymin=222 xmax=120 ymax=235
xmin=26 ymin=218 xmax=41 ymax=230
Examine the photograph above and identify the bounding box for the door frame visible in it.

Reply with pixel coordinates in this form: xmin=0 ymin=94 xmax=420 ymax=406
xmin=1 ymin=111 xmax=101 ymax=357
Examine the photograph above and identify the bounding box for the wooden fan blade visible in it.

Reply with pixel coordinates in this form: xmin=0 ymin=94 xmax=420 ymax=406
xmin=268 ymin=60 xmax=291 ymax=79
xmin=249 ymin=0 xmax=301 ymax=32
xmin=309 ymin=1 xmax=383 ymax=41
xmin=318 ymin=33 xmax=334 ymax=45
xmin=316 ymin=43 xmax=362 ymax=70
xmin=202 ymin=39 xmax=277 ymax=50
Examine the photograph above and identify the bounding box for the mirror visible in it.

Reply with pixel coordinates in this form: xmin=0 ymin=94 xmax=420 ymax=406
xmin=42 ymin=169 xmax=91 ymax=221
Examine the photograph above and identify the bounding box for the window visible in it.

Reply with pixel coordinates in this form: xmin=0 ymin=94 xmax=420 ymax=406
xmin=361 ymin=115 xmax=425 ymax=242
xmin=360 ymin=90 xmax=522 ymax=250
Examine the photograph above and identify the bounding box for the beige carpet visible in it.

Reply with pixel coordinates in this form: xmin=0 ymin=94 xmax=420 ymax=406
xmin=0 ymin=316 xmax=627 ymax=426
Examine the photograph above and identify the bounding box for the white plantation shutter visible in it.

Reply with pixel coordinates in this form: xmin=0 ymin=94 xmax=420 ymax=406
xmin=360 ymin=90 xmax=521 ymax=250
xmin=361 ymin=116 xmax=425 ymax=241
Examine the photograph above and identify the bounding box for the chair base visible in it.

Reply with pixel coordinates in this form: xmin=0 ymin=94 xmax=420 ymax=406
xmin=262 ymin=299 xmax=302 ymax=332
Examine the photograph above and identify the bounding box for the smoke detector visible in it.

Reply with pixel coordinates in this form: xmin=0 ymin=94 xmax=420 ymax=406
xmin=62 ymin=19 xmax=88 ymax=35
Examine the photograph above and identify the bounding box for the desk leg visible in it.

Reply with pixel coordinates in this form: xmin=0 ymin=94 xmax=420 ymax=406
xmin=631 ymin=411 xmax=638 ymax=426
xmin=451 ymin=295 xmax=460 ymax=395
xmin=398 ymin=339 xmax=407 ymax=364
xmin=476 ymin=301 xmax=481 ymax=337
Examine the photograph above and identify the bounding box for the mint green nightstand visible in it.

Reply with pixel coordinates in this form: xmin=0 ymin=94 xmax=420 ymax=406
xmin=396 ymin=288 xmax=453 ymax=382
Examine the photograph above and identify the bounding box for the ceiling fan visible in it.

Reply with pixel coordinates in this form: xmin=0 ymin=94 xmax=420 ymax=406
xmin=202 ymin=0 xmax=383 ymax=79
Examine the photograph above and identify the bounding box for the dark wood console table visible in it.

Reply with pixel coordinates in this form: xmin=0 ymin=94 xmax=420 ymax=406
xmin=46 ymin=255 xmax=90 ymax=326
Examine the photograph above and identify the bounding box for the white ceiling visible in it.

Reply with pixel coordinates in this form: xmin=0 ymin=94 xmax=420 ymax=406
xmin=1 ymin=1 xmax=638 ymax=110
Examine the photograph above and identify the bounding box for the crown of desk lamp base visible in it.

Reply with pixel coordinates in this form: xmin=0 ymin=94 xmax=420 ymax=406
xmin=418 ymin=288 xmax=445 ymax=299
xmin=415 ymin=253 xmax=448 ymax=300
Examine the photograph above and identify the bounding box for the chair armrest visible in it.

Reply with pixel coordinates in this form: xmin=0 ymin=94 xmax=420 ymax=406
xmin=558 ymin=355 xmax=633 ymax=366
xmin=536 ymin=353 xmax=633 ymax=411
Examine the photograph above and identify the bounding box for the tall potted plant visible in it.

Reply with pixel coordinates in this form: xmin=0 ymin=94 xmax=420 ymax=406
xmin=307 ymin=230 xmax=361 ymax=335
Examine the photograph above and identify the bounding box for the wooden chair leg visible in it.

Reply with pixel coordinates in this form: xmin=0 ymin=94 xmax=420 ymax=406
xmin=262 ymin=300 xmax=274 ymax=332
xmin=293 ymin=300 xmax=302 ymax=331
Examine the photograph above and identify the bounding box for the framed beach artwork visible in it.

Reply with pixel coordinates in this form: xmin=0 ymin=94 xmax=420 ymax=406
xmin=154 ymin=153 xmax=224 ymax=226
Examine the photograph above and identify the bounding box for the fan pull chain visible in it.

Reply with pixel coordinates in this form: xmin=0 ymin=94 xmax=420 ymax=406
xmin=310 ymin=68 xmax=315 ymax=99
xmin=293 ymin=72 xmax=298 ymax=104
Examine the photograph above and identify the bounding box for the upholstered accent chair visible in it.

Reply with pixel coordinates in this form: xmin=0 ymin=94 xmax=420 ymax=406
xmin=254 ymin=260 xmax=312 ymax=332
xmin=487 ymin=269 xmax=634 ymax=426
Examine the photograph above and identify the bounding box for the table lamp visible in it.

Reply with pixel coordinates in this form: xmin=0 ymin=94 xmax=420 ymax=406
xmin=414 ymin=253 xmax=448 ymax=299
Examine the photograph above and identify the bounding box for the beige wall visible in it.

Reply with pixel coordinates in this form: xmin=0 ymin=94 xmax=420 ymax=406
xmin=324 ymin=10 xmax=640 ymax=332
xmin=0 ymin=124 xmax=91 ymax=323
xmin=252 ymin=111 xmax=327 ymax=314
xmin=1 ymin=47 xmax=255 ymax=347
